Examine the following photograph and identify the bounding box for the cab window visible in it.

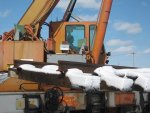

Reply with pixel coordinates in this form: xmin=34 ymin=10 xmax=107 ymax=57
xmin=89 ymin=25 xmax=96 ymax=51
xmin=66 ymin=25 xmax=85 ymax=53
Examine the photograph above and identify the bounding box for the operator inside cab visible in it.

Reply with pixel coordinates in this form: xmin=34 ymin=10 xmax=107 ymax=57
xmin=66 ymin=26 xmax=84 ymax=53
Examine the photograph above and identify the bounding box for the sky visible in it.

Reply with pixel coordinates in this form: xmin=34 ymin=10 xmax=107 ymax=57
xmin=0 ymin=0 xmax=150 ymax=67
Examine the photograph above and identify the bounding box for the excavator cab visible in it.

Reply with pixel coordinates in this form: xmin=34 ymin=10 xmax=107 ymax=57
xmin=50 ymin=21 xmax=95 ymax=53
xmin=45 ymin=21 xmax=107 ymax=64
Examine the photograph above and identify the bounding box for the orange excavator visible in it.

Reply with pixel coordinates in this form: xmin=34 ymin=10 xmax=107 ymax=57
xmin=0 ymin=0 xmax=150 ymax=113
xmin=0 ymin=0 xmax=110 ymax=71
xmin=1 ymin=0 xmax=144 ymax=113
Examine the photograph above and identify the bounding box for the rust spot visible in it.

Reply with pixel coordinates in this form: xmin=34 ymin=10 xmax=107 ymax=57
xmin=63 ymin=95 xmax=79 ymax=107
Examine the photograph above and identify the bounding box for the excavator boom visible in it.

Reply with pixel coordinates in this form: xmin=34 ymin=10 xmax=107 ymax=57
xmin=92 ymin=0 xmax=113 ymax=64
xmin=18 ymin=0 xmax=59 ymax=36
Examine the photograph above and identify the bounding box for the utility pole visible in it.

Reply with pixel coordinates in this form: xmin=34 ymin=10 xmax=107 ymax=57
xmin=131 ymin=52 xmax=136 ymax=66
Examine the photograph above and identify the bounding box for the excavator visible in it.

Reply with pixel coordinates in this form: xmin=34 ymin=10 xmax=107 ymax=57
xmin=0 ymin=0 xmax=108 ymax=65
xmin=0 ymin=0 xmax=150 ymax=113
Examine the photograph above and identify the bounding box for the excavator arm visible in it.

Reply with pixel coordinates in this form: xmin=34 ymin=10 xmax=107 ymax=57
xmin=92 ymin=0 xmax=113 ymax=64
xmin=2 ymin=0 xmax=59 ymax=41
xmin=18 ymin=0 xmax=60 ymax=37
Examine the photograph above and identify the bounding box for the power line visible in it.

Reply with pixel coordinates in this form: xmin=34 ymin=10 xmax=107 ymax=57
xmin=109 ymin=52 xmax=136 ymax=66
xmin=110 ymin=53 xmax=131 ymax=57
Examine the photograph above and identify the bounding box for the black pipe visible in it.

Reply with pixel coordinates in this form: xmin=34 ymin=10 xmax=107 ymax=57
xmin=62 ymin=0 xmax=77 ymax=21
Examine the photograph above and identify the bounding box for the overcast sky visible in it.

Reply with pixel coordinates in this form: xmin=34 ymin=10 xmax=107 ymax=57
xmin=0 ymin=0 xmax=150 ymax=67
